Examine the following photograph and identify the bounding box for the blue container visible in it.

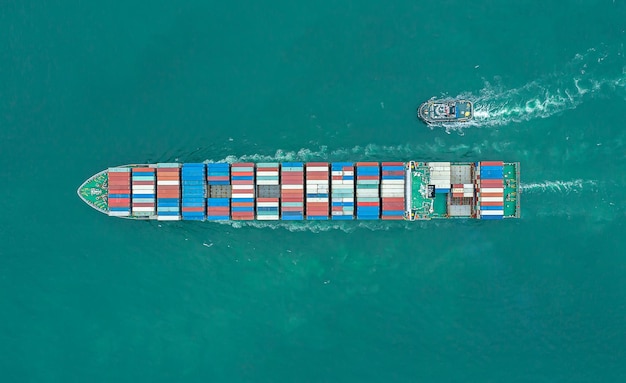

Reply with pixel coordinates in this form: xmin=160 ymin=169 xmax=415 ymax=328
xmin=207 ymin=198 xmax=229 ymax=207
xmin=206 ymin=216 xmax=230 ymax=221
xmin=282 ymin=162 xmax=303 ymax=167
xmin=181 ymin=216 xmax=205 ymax=221
xmin=481 ymin=215 xmax=503 ymax=220
xmin=381 ymin=166 xmax=404 ymax=171
xmin=231 ymin=176 xmax=253 ymax=181
xmin=232 ymin=198 xmax=254 ymax=203
xmin=331 ymin=162 xmax=353 ymax=168
xmin=182 ymin=197 xmax=205 ymax=203
xmin=157 ymin=211 xmax=179 ymax=216
xmin=231 ymin=207 xmax=254 ymax=212
xmin=332 ymin=215 xmax=353 ymax=220
xmin=157 ymin=202 xmax=179 ymax=208
xmin=382 ymin=210 xmax=404 ymax=216
xmin=157 ymin=198 xmax=180 ymax=204
xmin=307 ymin=216 xmax=329 ymax=220
xmin=132 ymin=194 xmax=154 ymax=199
xmin=109 ymin=194 xmax=130 ymax=198
xmin=481 ymin=205 xmax=504 ymax=211
xmin=109 ymin=207 xmax=130 ymax=212
xmin=282 ymin=215 xmax=303 ymax=220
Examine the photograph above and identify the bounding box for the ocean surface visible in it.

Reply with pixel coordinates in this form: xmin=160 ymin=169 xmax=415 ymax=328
xmin=1 ymin=1 xmax=626 ymax=381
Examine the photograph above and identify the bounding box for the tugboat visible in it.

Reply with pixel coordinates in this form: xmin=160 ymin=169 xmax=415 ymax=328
xmin=418 ymin=99 xmax=473 ymax=124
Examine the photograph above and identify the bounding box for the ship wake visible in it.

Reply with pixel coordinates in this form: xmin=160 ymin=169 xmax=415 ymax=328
xmin=442 ymin=44 xmax=626 ymax=131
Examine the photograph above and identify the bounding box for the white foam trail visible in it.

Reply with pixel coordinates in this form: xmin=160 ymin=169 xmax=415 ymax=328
xmin=520 ymin=179 xmax=598 ymax=194
xmin=438 ymin=45 xmax=626 ymax=131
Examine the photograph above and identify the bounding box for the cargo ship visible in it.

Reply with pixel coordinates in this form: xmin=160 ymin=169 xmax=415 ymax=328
xmin=78 ymin=161 xmax=520 ymax=221
xmin=418 ymin=99 xmax=473 ymax=124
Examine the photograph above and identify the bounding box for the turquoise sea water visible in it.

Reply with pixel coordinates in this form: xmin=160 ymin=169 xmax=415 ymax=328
xmin=2 ymin=1 xmax=626 ymax=381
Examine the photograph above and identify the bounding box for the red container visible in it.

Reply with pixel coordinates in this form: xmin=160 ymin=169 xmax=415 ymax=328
xmin=109 ymin=185 xmax=130 ymax=190
xmin=182 ymin=207 xmax=205 ymax=212
xmin=231 ymin=202 xmax=254 ymax=207
xmin=207 ymin=176 xmax=229 ymax=181
xmin=132 ymin=180 xmax=154 ymax=186
xmin=382 ymin=162 xmax=404 ymax=166
xmin=157 ymin=193 xmax=180 ymax=198
xmin=282 ymin=206 xmax=303 ymax=212
xmin=382 ymin=203 xmax=405 ymax=210
xmin=281 ymin=198 xmax=303 ymax=203
xmin=132 ymin=167 xmax=153 ymax=172
xmin=481 ymin=192 xmax=504 ymax=198
xmin=481 ymin=161 xmax=503 ymax=167
xmin=132 ymin=202 xmax=155 ymax=208
xmin=381 ymin=216 xmax=404 ymax=220
xmin=480 ymin=179 xmax=503 ymax=186
xmin=342 ymin=166 xmax=354 ymax=171
xmin=257 ymin=198 xmax=279 ymax=203
xmin=232 ymin=162 xmax=254 ymax=167
xmin=480 ymin=202 xmax=504 ymax=207
xmin=356 ymin=162 xmax=379 ymax=166
xmin=306 ymin=174 xmax=328 ymax=180
xmin=231 ymin=171 xmax=254 ymax=177
xmin=108 ymin=198 xmax=130 ymax=204
xmin=382 ymin=197 xmax=404 ymax=203
xmin=357 ymin=202 xmax=379 ymax=207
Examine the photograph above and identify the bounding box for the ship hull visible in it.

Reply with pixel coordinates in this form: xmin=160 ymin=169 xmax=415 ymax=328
xmin=418 ymin=99 xmax=473 ymax=124
xmin=77 ymin=161 xmax=520 ymax=221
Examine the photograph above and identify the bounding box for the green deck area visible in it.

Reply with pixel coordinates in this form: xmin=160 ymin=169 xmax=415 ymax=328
xmin=410 ymin=164 xmax=436 ymax=219
xmin=77 ymin=171 xmax=109 ymax=213
xmin=503 ymin=163 xmax=520 ymax=218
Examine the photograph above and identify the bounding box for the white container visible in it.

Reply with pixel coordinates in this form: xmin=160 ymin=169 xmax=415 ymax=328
xmin=481 ymin=188 xmax=504 ymax=193
xmin=109 ymin=211 xmax=130 ymax=216
xmin=157 ymin=215 xmax=181 ymax=221
xmin=132 ymin=207 xmax=156 ymax=212
xmin=481 ymin=210 xmax=504 ymax=216
xmin=306 ymin=166 xmax=329 ymax=172
xmin=157 ymin=180 xmax=179 ymax=186
xmin=257 ymin=215 xmax=279 ymax=220
xmin=480 ymin=197 xmax=504 ymax=202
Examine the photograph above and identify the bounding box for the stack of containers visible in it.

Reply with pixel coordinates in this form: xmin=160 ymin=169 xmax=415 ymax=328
xmin=256 ymin=163 xmax=280 ymax=220
xmin=156 ymin=163 xmax=181 ymax=221
xmin=356 ymin=162 xmax=381 ymax=220
xmin=230 ymin=163 xmax=255 ymax=220
xmin=206 ymin=163 xmax=231 ymax=220
xmin=429 ymin=162 xmax=451 ymax=193
xmin=479 ymin=161 xmax=504 ymax=220
xmin=181 ymin=163 xmax=206 ymax=221
xmin=281 ymin=162 xmax=304 ymax=220
xmin=330 ymin=162 xmax=354 ymax=220
xmin=380 ymin=162 xmax=405 ymax=220
xmin=305 ymin=162 xmax=330 ymax=220
xmin=131 ymin=167 xmax=156 ymax=217
xmin=107 ymin=168 xmax=131 ymax=217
